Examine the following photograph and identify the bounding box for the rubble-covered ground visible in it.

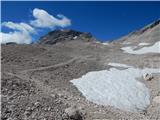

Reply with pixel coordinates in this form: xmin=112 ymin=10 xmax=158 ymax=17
xmin=1 ymin=20 xmax=160 ymax=120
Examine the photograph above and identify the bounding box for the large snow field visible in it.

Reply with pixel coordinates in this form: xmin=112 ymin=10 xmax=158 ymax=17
xmin=121 ymin=41 xmax=160 ymax=54
xmin=71 ymin=64 xmax=160 ymax=112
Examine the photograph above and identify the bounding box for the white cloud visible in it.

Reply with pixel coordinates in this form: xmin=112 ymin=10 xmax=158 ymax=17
xmin=1 ymin=8 xmax=71 ymax=44
xmin=30 ymin=8 xmax=71 ymax=28
xmin=2 ymin=22 xmax=36 ymax=34
xmin=0 ymin=32 xmax=32 ymax=44
xmin=1 ymin=22 xmax=35 ymax=44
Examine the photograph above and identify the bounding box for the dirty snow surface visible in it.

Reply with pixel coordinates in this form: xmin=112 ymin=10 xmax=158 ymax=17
xmin=71 ymin=65 xmax=160 ymax=112
xmin=121 ymin=41 xmax=160 ymax=54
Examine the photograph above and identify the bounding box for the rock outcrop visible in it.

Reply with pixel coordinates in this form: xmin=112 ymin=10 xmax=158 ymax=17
xmin=37 ymin=29 xmax=96 ymax=45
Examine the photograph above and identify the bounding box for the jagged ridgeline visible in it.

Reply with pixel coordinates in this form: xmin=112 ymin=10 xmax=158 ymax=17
xmin=37 ymin=29 xmax=96 ymax=44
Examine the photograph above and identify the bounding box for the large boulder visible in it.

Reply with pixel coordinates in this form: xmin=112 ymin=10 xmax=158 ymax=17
xmin=143 ymin=73 xmax=154 ymax=81
xmin=64 ymin=106 xmax=84 ymax=120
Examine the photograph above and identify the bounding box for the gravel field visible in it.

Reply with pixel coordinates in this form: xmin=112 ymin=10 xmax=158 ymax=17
xmin=1 ymin=20 xmax=160 ymax=120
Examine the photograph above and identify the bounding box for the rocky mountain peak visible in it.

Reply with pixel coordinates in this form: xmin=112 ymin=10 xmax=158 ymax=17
xmin=38 ymin=29 xmax=95 ymax=45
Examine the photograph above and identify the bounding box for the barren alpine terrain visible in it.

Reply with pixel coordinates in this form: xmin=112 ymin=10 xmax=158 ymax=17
xmin=1 ymin=20 xmax=160 ymax=120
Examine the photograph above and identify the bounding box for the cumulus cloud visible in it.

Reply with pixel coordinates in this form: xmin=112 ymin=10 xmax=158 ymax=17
xmin=0 ymin=31 xmax=32 ymax=44
xmin=1 ymin=8 xmax=71 ymax=44
xmin=2 ymin=22 xmax=36 ymax=34
xmin=1 ymin=22 xmax=36 ymax=44
xmin=30 ymin=8 xmax=71 ymax=28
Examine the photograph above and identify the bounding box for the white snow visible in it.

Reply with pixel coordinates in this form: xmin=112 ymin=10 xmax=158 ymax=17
xmin=95 ymin=41 xmax=109 ymax=45
xmin=121 ymin=41 xmax=160 ymax=54
xmin=73 ymin=36 xmax=78 ymax=39
xmin=108 ymin=62 xmax=132 ymax=68
xmin=71 ymin=65 xmax=160 ymax=112
xmin=102 ymin=42 xmax=109 ymax=45
xmin=138 ymin=42 xmax=150 ymax=46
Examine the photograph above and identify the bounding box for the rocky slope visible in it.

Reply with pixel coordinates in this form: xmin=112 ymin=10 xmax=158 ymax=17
xmin=1 ymin=19 xmax=160 ymax=120
xmin=37 ymin=29 xmax=96 ymax=44
xmin=111 ymin=19 xmax=160 ymax=46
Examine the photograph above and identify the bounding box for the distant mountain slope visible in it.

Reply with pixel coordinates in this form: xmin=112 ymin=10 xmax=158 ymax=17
xmin=37 ymin=29 xmax=96 ymax=44
xmin=37 ymin=19 xmax=160 ymax=46
xmin=114 ymin=19 xmax=160 ymax=45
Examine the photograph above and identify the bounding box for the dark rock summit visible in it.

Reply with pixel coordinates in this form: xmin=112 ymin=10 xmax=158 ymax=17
xmin=38 ymin=29 xmax=96 ymax=45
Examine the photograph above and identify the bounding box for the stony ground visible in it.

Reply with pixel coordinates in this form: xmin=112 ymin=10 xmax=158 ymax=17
xmin=1 ymin=21 xmax=160 ymax=120
xmin=1 ymin=37 xmax=160 ymax=120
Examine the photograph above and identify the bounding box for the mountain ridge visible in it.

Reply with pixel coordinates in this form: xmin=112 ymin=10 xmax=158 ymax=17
xmin=37 ymin=29 xmax=96 ymax=45
xmin=115 ymin=19 xmax=160 ymax=42
xmin=36 ymin=19 xmax=160 ymax=45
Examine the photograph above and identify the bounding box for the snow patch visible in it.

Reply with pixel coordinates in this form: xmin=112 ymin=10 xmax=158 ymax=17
xmin=95 ymin=41 xmax=109 ymax=46
xmin=121 ymin=41 xmax=160 ymax=54
xmin=108 ymin=62 xmax=132 ymax=68
xmin=138 ymin=42 xmax=150 ymax=46
xmin=73 ymin=36 xmax=78 ymax=39
xmin=71 ymin=66 xmax=160 ymax=112
xmin=102 ymin=42 xmax=109 ymax=45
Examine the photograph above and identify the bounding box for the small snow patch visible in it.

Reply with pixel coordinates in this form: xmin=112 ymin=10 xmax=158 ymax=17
xmin=108 ymin=63 xmax=132 ymax=68
xmin=73 ymin=36 xmax=78 ymax=39
xmin=121 ymin=41 xmax=160 ymax=54
xmin=71 ymin=66 xmax=160 ymax=112
xmin=138 ymin=42 xmax=150 ymax=46
xmin=102 ymin=42 xmax=109 ymax=45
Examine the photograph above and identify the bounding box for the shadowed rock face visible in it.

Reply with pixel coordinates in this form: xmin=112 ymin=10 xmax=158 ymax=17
xmin=37 ymin=29 xmax=95 ymax=44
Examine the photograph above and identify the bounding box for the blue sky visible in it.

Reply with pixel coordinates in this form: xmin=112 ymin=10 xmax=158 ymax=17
xmin=1 ymin=1 xmax=160 ymax=43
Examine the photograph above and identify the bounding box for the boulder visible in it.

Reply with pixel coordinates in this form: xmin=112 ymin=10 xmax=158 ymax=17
xmin=143 ymin=73 xmax=154 ymax=81
xmin=64 ymin=106 xmax=83 ymax=120
xmin=153 ymin=96 xmax=160 ymax=104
